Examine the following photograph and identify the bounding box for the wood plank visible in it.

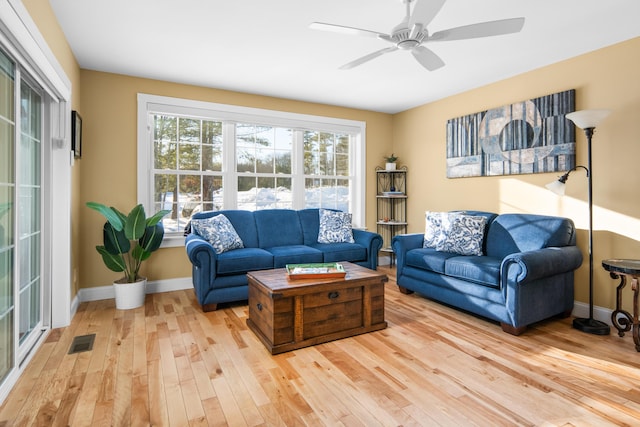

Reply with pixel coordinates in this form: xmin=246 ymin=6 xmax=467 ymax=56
xmin=180 ymin=377 xmax=208 ymax=426
xmin=207 ymin=317 xmax=265 ymax=426
xmin=130 ymin=374 xmax=150 ymax=427
xmin=111 ymin=310 xmax=135 ymax=426
xmin=147 ymin=358 xmax=169 ymax=426
xmin=159 ymin=336 xmax=189 ymax=426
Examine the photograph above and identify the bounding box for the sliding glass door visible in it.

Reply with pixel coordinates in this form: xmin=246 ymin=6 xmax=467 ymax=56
xmin=0 ymin=47 xmax=44 ymax=385
xmin=0 ymin=47 xmax=15 ymax=386
xmin=17 ymin=71 xmax=42 ymax=355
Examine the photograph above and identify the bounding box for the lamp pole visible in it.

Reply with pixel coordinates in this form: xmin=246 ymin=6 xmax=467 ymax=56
xmin=572 ymin=125 xmax=610 ymax=335
xmin=586 ymin=126 xmax=595 ymax=321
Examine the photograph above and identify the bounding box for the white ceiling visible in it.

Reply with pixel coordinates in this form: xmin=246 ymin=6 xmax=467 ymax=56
xmin=49 ymin=0 xmax=640 ymax=114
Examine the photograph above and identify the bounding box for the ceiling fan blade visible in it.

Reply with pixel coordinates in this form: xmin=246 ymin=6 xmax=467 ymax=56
xmin=410 ymin=0 xmax=447 ymax=27
xmin=309 ymin=22 xmax=390 ymax=39
xmin=429 ymin=17 xmax=525 ymax=42
xmin=411 ymin=46 xmax=445 ymax=71
xmin=339 ymin=46 xmax=398 ymax=70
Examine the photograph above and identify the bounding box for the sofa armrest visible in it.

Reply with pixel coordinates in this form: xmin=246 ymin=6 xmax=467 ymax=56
xmin=392 ymin=233 xmax=424 ymax=275
xmin=502 ymin=246 xmax=583 ymax=285
xmin=352 ymin=229 xmax=384 ymax=269
xmin=185 ymin=233 xmax=217 ymax=267
xmin=185 ymin=233 xmax=218 ymax=305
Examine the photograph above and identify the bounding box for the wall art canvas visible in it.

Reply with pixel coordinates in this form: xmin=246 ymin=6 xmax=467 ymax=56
xmin=446 ymin=89 xmax=575 ymax=178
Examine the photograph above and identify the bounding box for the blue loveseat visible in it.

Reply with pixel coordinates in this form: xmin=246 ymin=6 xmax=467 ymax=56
xmin=392 ymin=211 xmax=583 ymax=335
xmin=185 ymin=208 xmax=383 ymax=311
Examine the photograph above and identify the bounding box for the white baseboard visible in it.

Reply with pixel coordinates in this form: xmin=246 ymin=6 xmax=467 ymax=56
xmin=378 ymin=254 xmax=393 ymax=267
xmin=571 ymin=300 xmax=613 ymax=326
xmin=70 ymin=294 xmax=79 ymax=319
xmin=77 ymin=277 xmax=193 ymax=303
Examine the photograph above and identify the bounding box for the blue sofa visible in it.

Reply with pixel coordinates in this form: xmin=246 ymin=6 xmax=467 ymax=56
xmin=185 ymin=208 xmax=383 ymax=311
xmin=392 ymin=211 xmax=583 ymax=335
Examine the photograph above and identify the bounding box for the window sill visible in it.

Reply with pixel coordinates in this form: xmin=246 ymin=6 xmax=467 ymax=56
xmin=161 ymin=234 xmax=186 ymax=248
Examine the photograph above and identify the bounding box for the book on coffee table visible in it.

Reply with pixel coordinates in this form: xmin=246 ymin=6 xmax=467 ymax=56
xmin=285 ymin=262 xmax=346 ymax=280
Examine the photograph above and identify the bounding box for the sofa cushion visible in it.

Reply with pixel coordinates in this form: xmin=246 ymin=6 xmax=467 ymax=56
xmin=406 ymin=248 xmax=459 ymax=274
xmin=216 ymin=247 xmax=274 ymax=275
xmin=402 ymin=266 xmax=505 ymax=305
xmin=318 ymin=209 xmax=355 ymax=243
xmin=191 ymin=214 xmax=244 ymax=254
xmin=254 ymin=209 xmax=304 ymax=248
xmin=444 ymin=255 xmax=502 ymax=289
xmin=436 ymin=214 xmax=487 ymax=256
xmin=298 ymin=208 xmax=322 ymax=245
xmin=311 ymin=242 xmax=366 ymax=263
xmin=265 ymin=245 xmax=324 ymax=268
xmin=485 ymin=214 xmax=576 ymax=259
xmin=191 ymin=210 xmax=260 ymax=248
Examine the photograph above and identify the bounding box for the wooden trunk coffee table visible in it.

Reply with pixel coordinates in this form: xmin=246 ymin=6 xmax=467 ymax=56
xmin=246 ymin=262 xmax=388 ymax=354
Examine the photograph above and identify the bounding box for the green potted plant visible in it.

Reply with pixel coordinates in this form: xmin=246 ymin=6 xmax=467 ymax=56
xmin=86 ymin=202 xmax=170 ymax=309
xmin=384 ymin=153 xmax=398 ymax=170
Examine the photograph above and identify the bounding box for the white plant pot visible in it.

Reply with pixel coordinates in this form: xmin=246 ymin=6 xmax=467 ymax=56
xmin=113 ymin=277 xmax=147 ymax=309
xmin=385 ymin=162 xmax=396 ymax=171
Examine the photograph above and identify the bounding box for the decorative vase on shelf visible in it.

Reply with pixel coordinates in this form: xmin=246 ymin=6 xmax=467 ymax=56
xmin=385 ymin=162 xmax=396 ymax=171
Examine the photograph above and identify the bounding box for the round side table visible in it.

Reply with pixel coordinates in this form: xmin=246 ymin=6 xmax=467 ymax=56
xmin=602 ymin=259 xmax=640 ymax=352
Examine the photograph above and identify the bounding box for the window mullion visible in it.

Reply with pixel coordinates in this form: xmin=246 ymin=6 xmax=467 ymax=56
xmin=222 ymin=121 xmax=237 ymax=208
xmin=291 ymin=130 xmax=305 ymax=210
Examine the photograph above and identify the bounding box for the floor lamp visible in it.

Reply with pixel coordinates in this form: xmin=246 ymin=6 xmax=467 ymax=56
xmin=546 ymin=109 xmax=611 ymax=335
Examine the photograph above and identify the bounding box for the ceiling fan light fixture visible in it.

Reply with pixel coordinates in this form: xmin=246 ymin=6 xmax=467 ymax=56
xmin=398 ymin=39 xmax=420 ymax=50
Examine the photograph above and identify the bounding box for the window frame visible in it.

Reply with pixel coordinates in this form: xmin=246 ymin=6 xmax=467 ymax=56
xmin=137 ymin=93 xmax=366 ymax=247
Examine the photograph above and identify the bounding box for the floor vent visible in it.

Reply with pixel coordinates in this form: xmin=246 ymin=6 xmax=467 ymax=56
xmin=68 ymin=334 xmax=96 ymax=354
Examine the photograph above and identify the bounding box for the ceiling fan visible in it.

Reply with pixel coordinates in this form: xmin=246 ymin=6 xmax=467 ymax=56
xmin=309 ymin=0 xmax=525 ymax=71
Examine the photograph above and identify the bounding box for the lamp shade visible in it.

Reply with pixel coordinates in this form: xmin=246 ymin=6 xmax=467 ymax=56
xmin=566 ymin=109 xmax=611 ymax=129
xmin=545 ymin=179 xmax=566 ymax=196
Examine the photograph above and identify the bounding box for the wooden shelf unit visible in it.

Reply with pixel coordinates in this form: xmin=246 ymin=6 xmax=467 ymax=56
xmin=375 ymin=166 xmax=407 ymax=264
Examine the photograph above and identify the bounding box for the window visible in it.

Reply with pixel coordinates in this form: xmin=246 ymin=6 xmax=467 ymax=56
xmin=151 ymin=115 xmax=224 ymax=230
xmin=137 ymin=94 xmax=366 ymax=245
xmin=303 ymin=130 xmax=351 ymax=212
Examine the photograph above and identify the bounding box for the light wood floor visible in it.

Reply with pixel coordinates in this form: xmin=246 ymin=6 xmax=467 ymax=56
xmin=2 ymin=266 xmax=640 ymax=426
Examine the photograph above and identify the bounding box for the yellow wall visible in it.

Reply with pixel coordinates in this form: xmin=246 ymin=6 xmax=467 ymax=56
xmin=22 ymin=0 xmax=82 ymax=297
xmin=393 ymin=37 xmax=640 ymax=312
xmin=78 ymin=71 xmax=393 ymax=288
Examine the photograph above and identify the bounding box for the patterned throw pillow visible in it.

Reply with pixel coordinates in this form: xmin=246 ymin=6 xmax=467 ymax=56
xmin=318 ymin=209 xmax=355 ymax=244
xmin=436 ymin=214 xmax=486 ymax=256
xmin=191 ymin=214 xmax=244 ymax=254
xmin=423 ymin=211 xmax=450 ymax=248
